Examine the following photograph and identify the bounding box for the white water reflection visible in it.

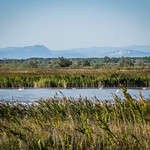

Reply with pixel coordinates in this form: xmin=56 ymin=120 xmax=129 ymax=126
xmin=0 ymin=88 xmax=149 ymax=101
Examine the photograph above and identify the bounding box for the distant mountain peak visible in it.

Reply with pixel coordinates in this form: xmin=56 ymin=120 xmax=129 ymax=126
xmin=0 ymin=45 xmax=52 ymax=59
xmin=23 ymin=45 xmax=48 ymax=49
xmin=0 ymin=45 xmax=150 ymax=59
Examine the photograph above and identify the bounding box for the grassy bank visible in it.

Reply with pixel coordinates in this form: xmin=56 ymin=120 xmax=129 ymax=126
xmin=0 ymin=87 xmax=150 ymax=149
xmin=0 ymin=68 xmax=150 ymax=88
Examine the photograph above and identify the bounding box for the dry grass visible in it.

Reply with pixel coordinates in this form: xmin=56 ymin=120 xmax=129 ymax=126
xmin=0 ymin=87 xmax=150 ymax=149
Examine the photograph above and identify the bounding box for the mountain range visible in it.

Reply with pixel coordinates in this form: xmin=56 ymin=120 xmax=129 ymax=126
xmin=0 ymin=45 xmax=150 ymax=59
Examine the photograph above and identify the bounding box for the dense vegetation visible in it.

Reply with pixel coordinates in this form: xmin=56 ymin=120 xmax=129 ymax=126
xmin=0 ymin=56 xmax=150 ymax=68
xmin=0 ymin=70 xmax=150 ymax=88
xmin=0 ymin=56 xmax=150 ymax=88
xmin=0 ymin=56 xmax=150 ymax=149
xmin=0 ymin=87 xmax=150 ymax=149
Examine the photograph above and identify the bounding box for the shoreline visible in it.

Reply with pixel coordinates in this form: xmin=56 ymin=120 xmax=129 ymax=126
xmin=0 ymin=87 xmax=149 ymax=90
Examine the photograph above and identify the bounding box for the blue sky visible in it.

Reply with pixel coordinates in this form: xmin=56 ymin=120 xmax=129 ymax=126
xmin=0 ymin=0 xmax=150 ymax=50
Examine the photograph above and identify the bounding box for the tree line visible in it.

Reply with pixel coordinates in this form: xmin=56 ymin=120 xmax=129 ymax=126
xmin=0 ymin=56 xmax=150 ymax=68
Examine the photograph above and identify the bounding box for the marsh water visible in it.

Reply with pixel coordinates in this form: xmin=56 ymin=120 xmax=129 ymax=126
xmin=0 ymin=88 xmax=149 ymax=102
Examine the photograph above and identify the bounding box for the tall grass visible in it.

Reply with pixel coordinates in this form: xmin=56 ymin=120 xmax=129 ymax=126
xmin=0 ymin=71 xmax=149 ymax=88
xmin=0 ymin=87 xmax=150 ymax=149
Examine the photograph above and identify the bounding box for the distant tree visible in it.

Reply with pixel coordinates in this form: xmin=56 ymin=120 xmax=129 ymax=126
xmin=58 ymin=57 xmax=72 ymax=67
xmin=82 ymin=59 xmax=90 ymax=66
xmin=76 ymin=60 xmax=82 ymax=66
xmin=103 ymin=56 xmax=111 ymax=63
xmin=135 ymin=59 xmax=145 ymax=67
xmin=118 ymin=57 xmax=134 ymax=67
xmin=109 ymin=57 xmax=117 ymax=63
xmin=23 ymin=60 xmax=38 ymax=68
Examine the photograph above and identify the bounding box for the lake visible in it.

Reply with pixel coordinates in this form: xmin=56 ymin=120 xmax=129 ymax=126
xmin=0 ymin=88 xmax=149 ymax=102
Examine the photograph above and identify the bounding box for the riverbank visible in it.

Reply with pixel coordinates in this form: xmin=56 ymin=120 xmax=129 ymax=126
xmin=0 ymin=87 xmax=150 ymax=149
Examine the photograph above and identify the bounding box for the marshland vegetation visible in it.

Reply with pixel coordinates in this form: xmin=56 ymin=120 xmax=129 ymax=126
xmin=0 ymin=57 xmax=150 ymax=149
xmin=0 ymin=56 xmax=150 ymax=88
xmin=0 ymin=87 xmax=150 ymax=149
xmin=0 ymin=69 xmax=150 ymax=88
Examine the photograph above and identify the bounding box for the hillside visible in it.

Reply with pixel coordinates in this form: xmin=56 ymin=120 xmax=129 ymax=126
xmin=0 ymin=45 xmax=150 ymax=59
xmin=0 ymin=45 xmax=52 ymax=59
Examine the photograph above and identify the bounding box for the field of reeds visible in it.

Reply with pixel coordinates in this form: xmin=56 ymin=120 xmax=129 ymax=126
xmin=0 ymin=87 xmax=150 ymax=149
xmin=0 ymin=68 xmax=150 ymax=88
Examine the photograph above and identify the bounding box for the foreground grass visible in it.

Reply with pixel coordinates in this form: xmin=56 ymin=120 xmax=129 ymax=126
xmin=0 ymin=87 xmax=150 ymax=149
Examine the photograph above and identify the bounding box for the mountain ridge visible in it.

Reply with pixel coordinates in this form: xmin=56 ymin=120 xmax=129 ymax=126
xmin=0 ymin=45 xmax=150 ymax=59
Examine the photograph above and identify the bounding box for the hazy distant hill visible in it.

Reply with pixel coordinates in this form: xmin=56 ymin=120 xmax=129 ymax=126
xmin=104 ymin=49 xmax=150 ymax=57
xmin=0 ymin=45 xmax=52 ymax=59
xmin=0 ymin=45 xmax=150 ymax=59
xmin=52 ymin=47 xmax=150 ymax=58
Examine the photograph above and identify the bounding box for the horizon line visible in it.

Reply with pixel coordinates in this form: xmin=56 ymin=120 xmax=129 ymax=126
xmin=0 ymin=44 xmax=150 ymax=51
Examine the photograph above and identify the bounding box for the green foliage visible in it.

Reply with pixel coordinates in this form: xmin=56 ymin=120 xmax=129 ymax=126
xmin=0 ymin=57 xmax=150 ymax=88
xmin=22 ymin=60 xmax=38 ymax=68
xmin=118 ymin=57 xmax=134 ymax=67
xmin=82 ymin=59 xmax=90 ymax=66
xmin=135 ymin=59 xmax=145 ymax=67
xmin=103 ymin=56 xmax=111 ymax=63
xmin=0 ymin=89 xmax=150 ymax=149
xmin=0 ymin=71 xmax=149 ymax=88
xmin=0 ymin=56 xmax=150 ymax=69
xmin=58 ymin=57 xmax=72 ymax=67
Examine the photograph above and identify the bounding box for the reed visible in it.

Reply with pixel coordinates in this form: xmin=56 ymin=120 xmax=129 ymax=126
xmin=0 ymin=87 xmax=150 ymax=149
xmin=0 ymin=70 xmax=149 ymax=88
